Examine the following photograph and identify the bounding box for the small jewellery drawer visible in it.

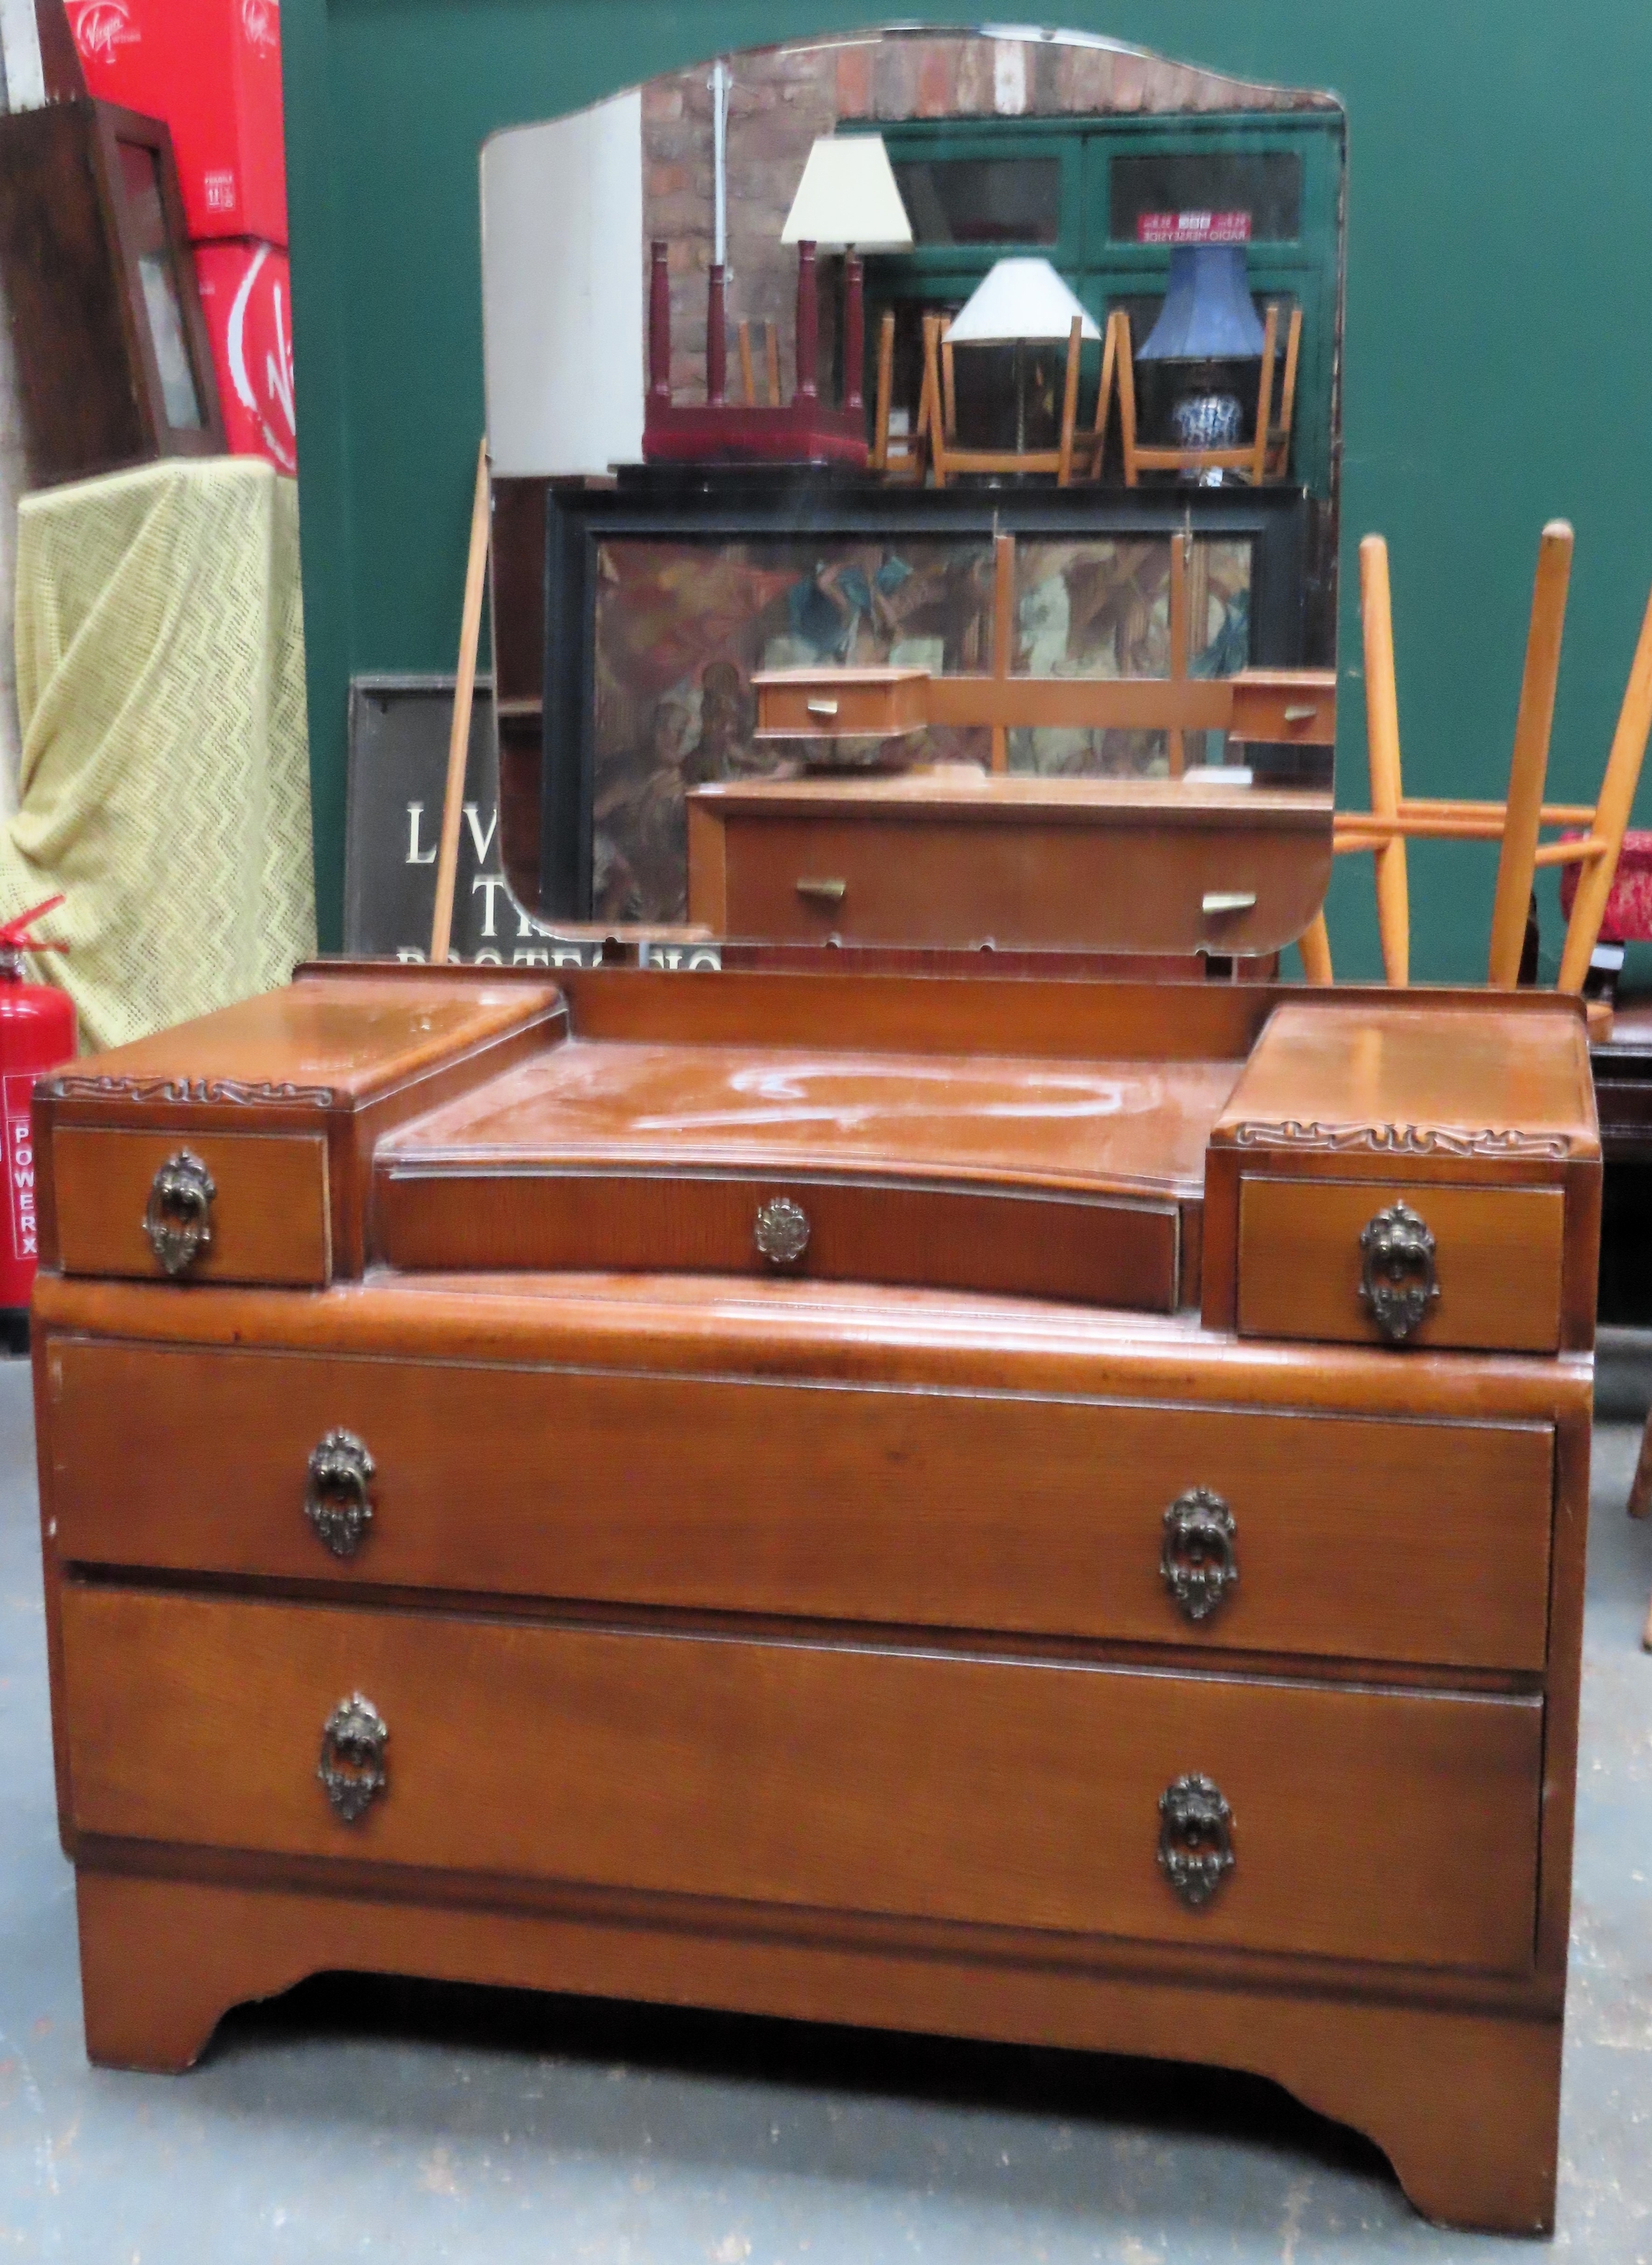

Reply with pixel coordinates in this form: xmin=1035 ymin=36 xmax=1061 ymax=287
xmin=60 ymin=1585 xmax=1544 ymax=1974
xmin=51 ymin=1127 xmax=330 ymax=1286
xmin=1236 ymin=1177 xmax=1566 ymax=1355
xmin=753 ymin=667 xmax=929 ymax=741
xmin=48 ymin=1341 xmax=1555 ymax=1670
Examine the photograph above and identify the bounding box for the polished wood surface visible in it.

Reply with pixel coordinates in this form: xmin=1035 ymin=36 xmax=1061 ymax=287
xmin=30 ymin=964 xmax=1599 ymax=2236
xmin=33 ymin=1269 xmax=1595 ymax=1427
xmin=379 ymin=1167 xmax=1182 ymax=1310
xmin=61 ymin=1585 xmax=1542 ymax=1972
xmin=373 ymin=1035 xmax=1234 ymax=1300
xmin=753 ymin=667 xmax=930 ymax=743
xmin=1205 ymin=996 xmax=1599 ymax=1351
xmin=1238 ymin=1177 xmax=1567 ymax=1354
xmin=36 ymin=971 xmax=566 ymax=1278
xmin=52 ymin=1128 xmax=327 ymax=1286
xmin=383 ymin=1041 xmax=1232 ymax=1194
xmin=43 ymin=973 xmax=565 ymax=1105
xmin=72 ymin=1870 xmax=1563 ymax=2233
xmin=48 ymin=1338 xmax=1555 ymax=1670
xmin=689 ymin=779 xmax=1332 ymax=955
xmin=1213 ymin=998 xmax=1596 ymax=1158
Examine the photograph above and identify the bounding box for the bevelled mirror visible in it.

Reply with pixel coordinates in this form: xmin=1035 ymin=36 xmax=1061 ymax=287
xmin=480 ymin=25 xmax=1344 ymax=965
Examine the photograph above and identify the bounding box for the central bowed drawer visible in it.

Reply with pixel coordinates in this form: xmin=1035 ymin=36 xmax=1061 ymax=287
xmin=59 ymin=1585 xmax=1544 ymax=1975
xmin=47 ymin=1339 xmax=1555 ymax=1671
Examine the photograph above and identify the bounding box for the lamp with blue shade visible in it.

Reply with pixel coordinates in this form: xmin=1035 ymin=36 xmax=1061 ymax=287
xmin=1137 ymin=244 xmax=1265 ymax=469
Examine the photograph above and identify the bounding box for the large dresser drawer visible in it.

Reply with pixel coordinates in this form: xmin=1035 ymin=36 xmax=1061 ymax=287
xmin=52 ymin=1127 xmax=331 ymax=1286
xmin=60 ymin=1586 xmax=1543 ymax=1974
xmin=1237 ymin=1177 xmax=1566 ymax=1355
xmin=48 ymin=1340 xmax=1555 ymax=1671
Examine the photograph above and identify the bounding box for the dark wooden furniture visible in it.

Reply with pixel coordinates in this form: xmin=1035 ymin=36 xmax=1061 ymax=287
xmin=644 ymin=240 xmax=868 ymax=468
xmin=32 ymin=964 xmax=1598 ymax=2235
xmin=0 ymin=98 xmax=223 ymax=486
xmin=688 ymin=772 xmax=1331 ymax=954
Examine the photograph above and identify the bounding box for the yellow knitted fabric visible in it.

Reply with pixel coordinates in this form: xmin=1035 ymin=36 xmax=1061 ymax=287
xmin=0 ymin=457 xmax=316 ymax=1053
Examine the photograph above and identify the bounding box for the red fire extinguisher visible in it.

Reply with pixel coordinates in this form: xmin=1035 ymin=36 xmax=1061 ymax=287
xmin=0 ymin=896 xmax=75 ymax=1339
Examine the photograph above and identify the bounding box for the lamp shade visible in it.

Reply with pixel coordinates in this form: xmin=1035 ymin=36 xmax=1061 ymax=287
xmin=944 ymin=258 xmax=1101 ymax=346
xmin=780 ymin=136 xmax=913 ymax=252
xmin=1138 ymin=244 xmax=1266 ymax=361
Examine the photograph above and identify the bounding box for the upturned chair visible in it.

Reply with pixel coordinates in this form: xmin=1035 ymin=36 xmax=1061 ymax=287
xmin=1297 ymin=525 xmax=1652 ymax=991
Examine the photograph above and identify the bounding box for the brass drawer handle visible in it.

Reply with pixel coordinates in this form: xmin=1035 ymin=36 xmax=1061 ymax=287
xmin=755 ymin=1195 xmax=809 ymax=1267
xmin=806 ymin=698 xmax=841 ymax=719
xmin=1359 ymin=1199 xmax=1439 ymax=1344
xmin=1158 ymin=1773 xmax=1234 ymax=1909
xmin=1281 ymin=703 xmax=1318 ymax=723
xmin=305 ymin=1429 xmax=376 ymax=1559
xmin=318 ymin=1694 xmax=387 ymax=1823
xmin=796 ymin=877 xmax=847 ymax=905
xmin=1160 ymin=1488 xmax=1238 ymax=1623
xmin=143 ymin=1150 xmax=216 ymax=1277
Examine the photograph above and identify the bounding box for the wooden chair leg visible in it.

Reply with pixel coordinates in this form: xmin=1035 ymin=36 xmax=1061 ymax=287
xmin=1250 ymin=304 xmax=1278 ymax=488
xmin=1298 ymin=910 xmax=1333 ymax=983
xmin=1055 ymin=315 xmax=1082 ymax=488
xmin=942 ymin=336 xmax=957 ymax=443
xmin=1558 ymin=574 xmax=1652 ymax=990
xmin=1360 ymin=534 xmax=1411 ymax=986
xmin=1116 ymin=312 xmax=1140 ymax=488
xmin=1087 ymin=311 xmax=1118 ymax=480
xmin=922 ymin=316 xmax=947 ymax=489
xmin=872 ymin=311 xmax=895 ymax=474
xmin=765 ymin=322 xmax=780 ymax=408
xmin=737 ymin=320 xmax=756 ymax=408
xmin=1488 ymin=522 xmax=1574 ymax=986
xmin=1267 ymin=305 xmax=1302 ymax=479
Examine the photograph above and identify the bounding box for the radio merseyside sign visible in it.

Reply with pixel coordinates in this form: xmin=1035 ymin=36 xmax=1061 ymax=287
xmin=1137 ymin=210 xmax=1252 ymax=245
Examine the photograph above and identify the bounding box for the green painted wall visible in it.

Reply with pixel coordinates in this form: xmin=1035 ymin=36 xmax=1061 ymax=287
xmin=285 ymin=3 xmax=1652 ymax=976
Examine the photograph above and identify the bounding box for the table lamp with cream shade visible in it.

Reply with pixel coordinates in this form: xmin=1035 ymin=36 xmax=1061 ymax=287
xmin=780 ymin=135 xmax=913 ymax=416
xmin=945 ymin=257 xmax=1101 ymax=455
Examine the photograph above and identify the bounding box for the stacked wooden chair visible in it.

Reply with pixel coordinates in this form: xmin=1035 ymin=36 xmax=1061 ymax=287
xmin=1298 ymin=525 xmax=1652 ymax=991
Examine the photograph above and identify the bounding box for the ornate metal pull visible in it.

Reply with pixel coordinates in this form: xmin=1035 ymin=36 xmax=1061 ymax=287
xmin=143 ymin=1150 xmax=215 ymax=1277
xmin=318 ymin=1694 xmax=387 ymax=1822
xmin=305 ymin=1430 xmax=375 ymax=1559
xmin=1160 ymin=1489 xmax=1238 ymax=1623
xmin=1359 ymin=1199 xmax=1439 ymax=1344
xmin=755 ymin=1195 xmax=810 ymax=1267
xmin=1158 ymin=1773 xmax=1235 ymax=1909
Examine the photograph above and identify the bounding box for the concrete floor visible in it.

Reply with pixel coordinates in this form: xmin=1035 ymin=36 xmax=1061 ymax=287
xmin=1 ymin=1362 xmax=1647 ymax=2263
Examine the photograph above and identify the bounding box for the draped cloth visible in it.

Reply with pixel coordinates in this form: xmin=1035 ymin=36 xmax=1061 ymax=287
xmin=0 ymin=457 xmax=315 ymax=1052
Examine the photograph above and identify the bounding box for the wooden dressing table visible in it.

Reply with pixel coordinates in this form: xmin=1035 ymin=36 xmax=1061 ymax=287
xmin=32 ymin=961 xmax=1596 ymax=2235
